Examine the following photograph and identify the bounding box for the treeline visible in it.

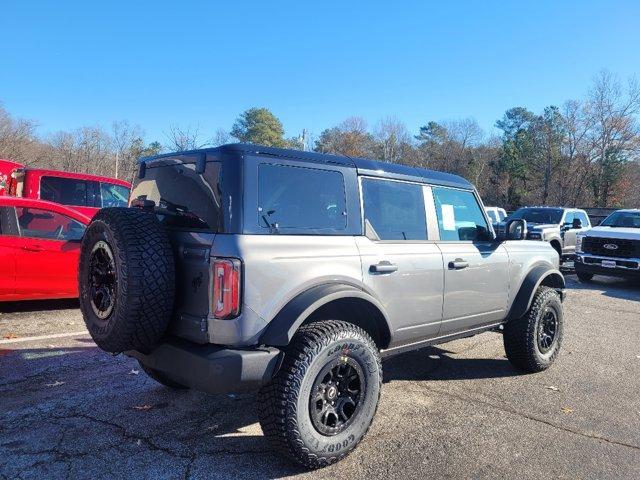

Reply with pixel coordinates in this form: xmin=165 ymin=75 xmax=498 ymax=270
xmin=1 ymin=71 xmax=638 ymax=209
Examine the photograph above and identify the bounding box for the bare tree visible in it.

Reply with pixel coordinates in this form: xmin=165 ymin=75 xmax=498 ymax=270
xmin=0 ymin=104 xmax=38 ymax=163
xmin=112 ymin=120 xmax=143 ymax=179
xmin=164 ymin=124 xmax=208 ymax=151
xmin=584 ymin=71 xmax=640 ymax=206
xmin=211 ymin=128 xmax=230 ymax=147
xmin=374 ymin=117 xmax=412 ymax=163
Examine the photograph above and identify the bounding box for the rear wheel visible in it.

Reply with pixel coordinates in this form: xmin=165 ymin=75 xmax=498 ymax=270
xmin=258 ymin=320 xmax=382 ymax=469
xmin=504 ymin=286 xmax=563 ymax=373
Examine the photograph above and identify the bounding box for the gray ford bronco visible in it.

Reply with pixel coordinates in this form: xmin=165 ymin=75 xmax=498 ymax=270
xmin=78 ymin=144 xmax=565 ymax=468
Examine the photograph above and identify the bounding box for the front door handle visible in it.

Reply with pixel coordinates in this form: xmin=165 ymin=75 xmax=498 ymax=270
xmin=22 ymin=245 xmax=44 ymax=252
xmin=369 ymin=262 xmax=398 ymax=274
xmin=448 ymin=258 xmax=469 ymax=270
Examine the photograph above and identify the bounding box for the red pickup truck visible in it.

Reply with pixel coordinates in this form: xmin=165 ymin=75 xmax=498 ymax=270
xmin=0 ymin=160 xmax=131 ymax=218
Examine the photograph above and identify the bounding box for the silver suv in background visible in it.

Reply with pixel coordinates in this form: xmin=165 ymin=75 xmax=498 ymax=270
xmin=575 ymin=209 xmax=640 ymax=282
xmin=77 ymin=144 xmax=565 ymax=468
xmin=503 ymin=206 xmax=591 ymax=261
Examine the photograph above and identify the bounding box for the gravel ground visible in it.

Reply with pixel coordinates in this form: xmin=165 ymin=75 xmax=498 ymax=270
xmin=1 ymin=273 xmax=639 ymax=479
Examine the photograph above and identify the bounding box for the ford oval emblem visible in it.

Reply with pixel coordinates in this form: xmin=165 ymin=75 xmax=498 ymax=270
xmin=603 ymin=243 xmax=619 ymax=250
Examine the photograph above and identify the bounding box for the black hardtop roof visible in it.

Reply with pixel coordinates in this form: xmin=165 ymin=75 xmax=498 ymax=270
xmin=141 ymin=143 xmax=473 ymax=190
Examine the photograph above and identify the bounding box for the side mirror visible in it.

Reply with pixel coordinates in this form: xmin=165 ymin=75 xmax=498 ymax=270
xmin=572 ymin=218 xmax=582 ymax=229
xmin=498 ymin=219 xmax=527 ymax=241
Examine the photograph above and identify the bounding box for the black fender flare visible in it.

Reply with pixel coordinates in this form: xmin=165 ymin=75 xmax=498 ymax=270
xmin=507 ymin=265 xmax=565 ymax=321
xmin=259 ymin=283 xmax=392 ymax=347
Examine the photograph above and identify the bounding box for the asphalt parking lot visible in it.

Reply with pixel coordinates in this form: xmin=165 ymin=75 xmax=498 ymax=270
xmin=1 ymin=271 xmax=639 ymax=480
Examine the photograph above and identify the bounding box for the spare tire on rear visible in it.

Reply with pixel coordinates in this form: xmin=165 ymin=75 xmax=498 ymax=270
xmin=78 ymin=207 xmax=175 ymax=353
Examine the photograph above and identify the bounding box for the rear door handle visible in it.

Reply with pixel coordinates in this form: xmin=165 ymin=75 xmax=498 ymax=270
xmin=22 ymin=245 xmax=44 ymax=252
xmin=448 ymin=258 xmax=469 ymax=270
xmin=369 ymin=262 xmax=398 ymax=274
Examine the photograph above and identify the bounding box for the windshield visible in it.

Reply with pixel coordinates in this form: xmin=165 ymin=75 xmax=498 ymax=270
xmin=508 ymin=208 xmax=563 ymax=224
xmin=600 ymin=211 xmax=640 ymax=228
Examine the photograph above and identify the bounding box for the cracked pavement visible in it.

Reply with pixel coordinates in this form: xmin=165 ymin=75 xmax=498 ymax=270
xmin=1 ymin=273 xmax=639 ymax=479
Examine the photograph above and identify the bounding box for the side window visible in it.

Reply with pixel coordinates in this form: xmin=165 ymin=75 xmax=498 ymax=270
xmin=575 ymin=211 xmax=589 ymax=227
xmin=0 ymin=207 xmax=19 ymax=236
xmin=498 ymin=210 xmax=507 ymax=221
xmin=258 ymin=164 xmax=346 ymax=230
xmin=361 ymin=178 xmax=427 ymax=240
xmin=486 ymin=210 xmax=498 ymax=223
xmin=41 ymin=177 xmax=88 ymax=207
xmin=432 ymin=187 xmax=491 ymax=241
xmin=563 ymin=211 xmax=574 ymax=227
xmin=100 ymin=183 xmax=130 ymax=208
xmin=16 ymin=207 xmax=86 ymax=241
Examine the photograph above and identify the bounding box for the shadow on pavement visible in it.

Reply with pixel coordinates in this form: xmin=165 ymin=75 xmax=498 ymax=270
xmin=1 ymin=331 xmax=529 ymax=477
xmin=0 ymin=343 xmax=302 ymax=479
xmin=383 ymin=346 xmax=517 ymax=383
xmin=0 ymin=298 xmax=79 ymax=313
xmin=565 ymin=275 xmax=640 ymax=301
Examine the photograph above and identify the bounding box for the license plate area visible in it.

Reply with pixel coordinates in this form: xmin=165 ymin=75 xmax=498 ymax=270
xmin=601 ymin=260 xmax=617 ymax=268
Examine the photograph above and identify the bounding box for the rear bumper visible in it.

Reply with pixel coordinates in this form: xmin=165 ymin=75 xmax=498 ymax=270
xmin=575 ymin=255 xmax=640 ymax=278
xmin=126 ymin=337 xmax=282 ymax=394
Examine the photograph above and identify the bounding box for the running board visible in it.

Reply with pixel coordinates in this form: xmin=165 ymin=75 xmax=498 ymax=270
xmin=379 ymin=322 xmax=503 ymax=359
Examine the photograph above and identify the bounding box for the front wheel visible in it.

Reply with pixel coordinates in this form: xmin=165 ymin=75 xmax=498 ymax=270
xmin=503 ymin=286 xmax=564 ymax=373
xmin=258 ymin=320 xmax=382 ymax=469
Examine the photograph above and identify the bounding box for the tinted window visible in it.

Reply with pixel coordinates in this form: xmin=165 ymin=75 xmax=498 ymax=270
xmin=16 ymin=207 xmax=85 ymax=241
xmin=509 ymin=208 xmax=563 ymax=224
xmin=432 ymin=187 xmax=491 ymax=241
xmin=0 ymin=207 xmax=15 ymax=235
xmin=362 ymin=178 xmax=427 ymax=240
xmin=601 ymin=211 xmax=640 ymax=228
xmin=100 ymin=183 xmax=130 ymax=208
xmin=41 ymin=176 xmax=94 ymax=207
xmin=258 ymin=164 xmax=346 ymax=230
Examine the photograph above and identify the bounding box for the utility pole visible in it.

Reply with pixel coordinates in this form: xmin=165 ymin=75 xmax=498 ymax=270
xmin=300 ymin=129 xmax=307 ymax=151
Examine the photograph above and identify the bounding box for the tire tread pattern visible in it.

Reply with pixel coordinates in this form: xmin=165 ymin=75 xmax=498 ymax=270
xmin=79 ymin=207 xmax=175 ymax=353
xmin=257 ymin=320 xmax=382 ymax=469
xmin=503 ymin=286 xmax=562 ymax=373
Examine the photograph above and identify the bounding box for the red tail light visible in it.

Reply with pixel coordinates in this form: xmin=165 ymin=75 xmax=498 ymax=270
xmin=212 ymin=258 xmax=241 ymax=319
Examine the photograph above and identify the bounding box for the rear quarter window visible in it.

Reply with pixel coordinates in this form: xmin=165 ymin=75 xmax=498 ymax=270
xmin=258 ymin=164 xmax=347 ymax=231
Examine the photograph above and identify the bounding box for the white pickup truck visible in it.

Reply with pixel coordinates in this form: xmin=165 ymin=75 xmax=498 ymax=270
xmin=574 ymin=209 xmax=640 ymax=282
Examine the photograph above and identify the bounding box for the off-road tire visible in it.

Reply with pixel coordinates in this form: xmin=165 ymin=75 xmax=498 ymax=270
xmin=576 ymin=271 xmax=594 ymax=283
xmin=139 ymin=362 xmax=188 ymax=390
xmin=258 ymin=320 xmax=382 ymax=469
xmin=503 ymin=286 xmax=563 ymax=373
xmin=78 ymin=208 xmax=175 ymax=354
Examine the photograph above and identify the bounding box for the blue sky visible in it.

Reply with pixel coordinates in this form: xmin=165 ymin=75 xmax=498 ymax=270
xmin=1 ymin=0 xmax=639 ymax=143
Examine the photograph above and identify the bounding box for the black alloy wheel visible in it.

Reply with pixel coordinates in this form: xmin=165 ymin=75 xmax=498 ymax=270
xmin=537 ymin=308 xmax=558 ymax=353
xmin=89 ymin=240 xmax=117 ymax=320
xmin=309 ymin=358 xmax=365 ymax=436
